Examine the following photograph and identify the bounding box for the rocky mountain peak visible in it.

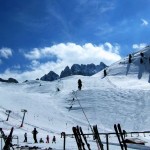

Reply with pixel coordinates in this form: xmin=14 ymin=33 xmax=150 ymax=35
xmin=40 ymin=62 xmax=107 ymax=81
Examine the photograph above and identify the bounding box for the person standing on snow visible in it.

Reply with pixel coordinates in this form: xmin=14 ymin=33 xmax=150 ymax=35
xmin=24 ymin=133 xmax=27 ymax=142
xmin=104 ymin=69 xmax=107 ymax=77
xmin=128 ymin=54 xmax=132 ymax=63
xmin=78 ymin=79 xmax=82 ymax=90
xmin=39 ymin=138 xmax=44 ymax=143
xmin=52 ymin=136 xmax=56 ymax=143
xmin=32 ymin=128 xmax=38 ymax=143
xmin=46 ymin=135 xmax=49 ymax=143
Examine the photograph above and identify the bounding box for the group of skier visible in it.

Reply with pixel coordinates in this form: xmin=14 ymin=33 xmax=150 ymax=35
xmin=22 ymin=79 xmax=83 ymax=145
xmin=23 ymin=128 xmax=56 ymax=144
xmin=1 ymin=79 xmax=83 ymax=147
xmin=128 ymin=51 xmax=150 ymax=64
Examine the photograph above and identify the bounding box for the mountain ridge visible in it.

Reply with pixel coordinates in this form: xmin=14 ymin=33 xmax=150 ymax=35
xmin=40 ymin=62 xmax=107 ymax=81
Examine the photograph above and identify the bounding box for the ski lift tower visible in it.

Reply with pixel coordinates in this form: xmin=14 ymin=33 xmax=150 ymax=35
xmin=20 ymin=109 xmax=27 ymax=127
xmin=6 ymin=110 xmax=11 ymax=121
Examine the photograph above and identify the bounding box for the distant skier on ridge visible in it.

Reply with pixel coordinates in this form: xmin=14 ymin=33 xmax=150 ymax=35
xmin=104 ymin=69 xmax=107 ymax=77
xmin=128 ymin=54 xmax=132 ymax=63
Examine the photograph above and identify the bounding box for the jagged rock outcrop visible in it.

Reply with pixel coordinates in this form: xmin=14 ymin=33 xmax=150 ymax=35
xmin=71 ymin=64 xmax=82 ymax=75
xmin=60 ymin=66 xmax=72 ymax=78
xmin=40 ymin=62 xmax=107 ymax=81
xmin=95 ymin=62 xmax=107 ymax=75
xmin=40 ymin=71 xmax=59 ymax=81
xmin=65 ymin=62 xmax=107 ymax=76
xmin=0 ymin=77 xmax=18 ymax=83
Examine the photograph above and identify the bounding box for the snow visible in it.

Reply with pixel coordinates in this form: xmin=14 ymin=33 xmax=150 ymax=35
xmin=1 ymin=47 xmax=150 ymax=149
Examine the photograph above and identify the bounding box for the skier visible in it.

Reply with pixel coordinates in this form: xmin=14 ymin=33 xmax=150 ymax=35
xmin=140 ymin=52 xmax=144 ymax=57
xmin=32 ymin=128 xmax=38 ymax=143
xmin=46 ymin=135 xmax=49 ymax=143
xmin=52 ymin=136 xmax=56 ymax=143
xmin=78 ymin=79 xmax=82 ymax=90
xmin=140 ymin=58 xmax=143 ymax=64
xmin=39 ymin=138 xmax=44 ymax=143
xmin=68 ymin=106 xmax=72 ymax=111
xmin=24 ymin=133 xmax=27 ymax=142
xmin=128 ymin=54 xmax=132 ymax=63
xmin=57 ymin=87 xmax=60 ymax=92
xmin=104 ymin=69 xmax=107 ymax=77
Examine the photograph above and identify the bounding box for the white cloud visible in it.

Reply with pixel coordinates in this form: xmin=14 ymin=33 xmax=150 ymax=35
xmin=0 ymin=61 xmax=64 ymax=82
xmin=102 ymin=42 xmax=120 ymax=54
xmin=1 ymin=43 xmax=121 ymax=82
xmin=132 ymin=43 xmax=147 ymax=50
xmin=24 ymin=48 xmax=41 ymax=60
xmin=24 ymin=42 xmax=121 ymax=63
xmin=31 ymin=60 xmax=41 ymax=67
xmin=141 ymin=19 xmax=149 ymax=26
xmin=0 ymin=47 xmax=12 ymax=59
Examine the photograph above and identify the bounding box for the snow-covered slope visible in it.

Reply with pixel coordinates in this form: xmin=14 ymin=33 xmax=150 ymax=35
xmin=95 ymin=45 xmax=150 ymax=89
xmin=108 ymin=46 xmax=150 ymax=81
xmin=1 ymin=47 xmax=150 ymax=149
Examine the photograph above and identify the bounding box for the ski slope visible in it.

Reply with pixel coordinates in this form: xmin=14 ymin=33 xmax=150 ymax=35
xmin=1 ymin=47 xmax=150 ymax=149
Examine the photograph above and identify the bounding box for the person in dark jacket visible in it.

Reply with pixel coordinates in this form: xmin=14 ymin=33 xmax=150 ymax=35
xmin=46 ymin=135 xmax=49 ymax=143
xmin=140 ymin=52 xmax=144 ymax=57
xmin=32 ymin=128 xmax=38 ymax=143
xmin=140 ymin=58 xmax=143 ymax=64
xmin=52 ymin=136 xmax=56 ymax=143
xmin=24 ymin=133 xmax=27 ymax=142
xmin=39 ymin=138 xmax=44 ymax=143
xmin=128 ymin=54 xmax=132 ymax=63
xmin=104 ymin=69 xmax=107 ymax=77
xmin=78 ymin=79 xmax=82 ymax=90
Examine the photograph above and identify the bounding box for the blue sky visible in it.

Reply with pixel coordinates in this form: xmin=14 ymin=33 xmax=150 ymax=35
xmin=0 ymin=0 xmax=150 ymax=81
